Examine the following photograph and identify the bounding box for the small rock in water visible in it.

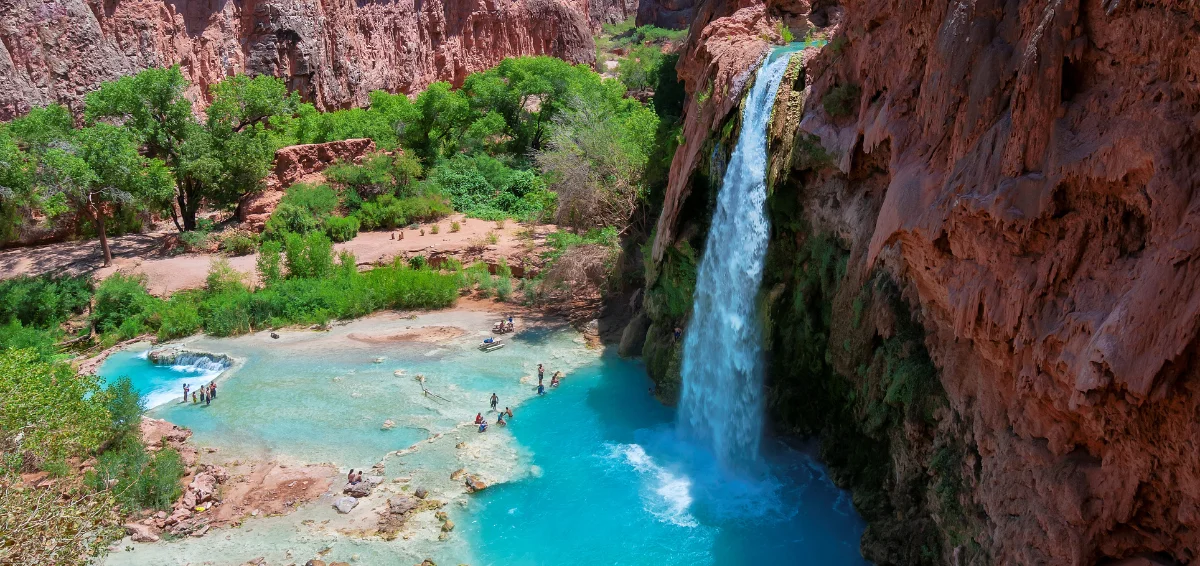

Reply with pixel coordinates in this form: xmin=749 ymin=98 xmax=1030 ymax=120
xmin=305 ymin=560 xmax=327 ymax=566
xmin=241 ymin=558 xmax=266 ymax=566
xmin=450 ymin=468 xmax=465 ymax=481
xmin=333 ymin=497 xmax=358 ymax=514
xmin=270 ymin=332 xmax=280 ymax=339
xmin=381 ymin=419 xmax=396 ymax=430
xmin=414 ymin=487 xmax=428 ymax=499
xmin=455 ymin=442 xmax=466 ymax=449
xmin=435 ymin=511 xmax=448 ymax=521
xmin=441 ymin=520 xmax=455 ymax=532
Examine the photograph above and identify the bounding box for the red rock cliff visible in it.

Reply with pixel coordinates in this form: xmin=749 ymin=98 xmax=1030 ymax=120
xmin=651 ymin=0 xmax=1200 ymax=563
xmin=0 ymin=0 xmax=632 ymax=119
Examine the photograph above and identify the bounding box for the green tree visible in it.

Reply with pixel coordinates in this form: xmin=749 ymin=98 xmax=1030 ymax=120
xmin=84 ymin=66 xmax=200 ymax=231
xmin=32 ymin=124 xmax=174 ymax=266
xmin=0 ymin=129 xmax=35 ymax=242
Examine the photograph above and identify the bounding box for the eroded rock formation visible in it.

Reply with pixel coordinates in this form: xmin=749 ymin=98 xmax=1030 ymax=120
xmin=0 ymin=0 xmax=622 ymax=119
xmin=643 ymin=0 xmax=1200 ymax=564
xmin=239 ymin=137 xmax=375 ymax=230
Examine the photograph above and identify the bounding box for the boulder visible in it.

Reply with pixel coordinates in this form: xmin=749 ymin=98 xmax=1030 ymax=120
xmin=304 ymin=561 xmax=327 ymax=566
xmin=343 ymin=482 xmax=372 ymax=498
xmin=441 ymin=520 xmax=455 ymax=532
xmin=124 ymin=523 xmax=160 ymax=543
xmin=189 ymin=473 xmax=217 ymax=502
xmin=388 ymin=496 xmax=418 ymax=515
xmin=333 ymin=496 xmax=358 ymax=514
xmin=464 ymin=476 xmax=488 ymax=493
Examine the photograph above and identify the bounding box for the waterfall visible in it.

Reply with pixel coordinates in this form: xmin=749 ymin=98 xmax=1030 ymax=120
xmin=677 ymin=52 xmax=792 ymax=470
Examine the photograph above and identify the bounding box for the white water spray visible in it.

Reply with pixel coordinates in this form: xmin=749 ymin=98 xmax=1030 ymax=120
xmin=677 ymin=52 xmax=792 ymax=470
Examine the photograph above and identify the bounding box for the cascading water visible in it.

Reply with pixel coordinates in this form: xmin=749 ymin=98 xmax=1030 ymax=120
xmin=677 ymin=51 xmax=792 ymax=470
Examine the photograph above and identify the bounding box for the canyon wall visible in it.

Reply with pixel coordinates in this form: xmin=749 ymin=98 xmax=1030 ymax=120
xmin=0 ymin=0 xmax=632 ymax=119
xmin=641 ymin=0 xmax=1200 ymax=564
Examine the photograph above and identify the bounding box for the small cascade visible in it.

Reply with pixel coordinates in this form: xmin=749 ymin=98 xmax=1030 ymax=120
xmin=677 ymin=51 xmax=793 ymax=470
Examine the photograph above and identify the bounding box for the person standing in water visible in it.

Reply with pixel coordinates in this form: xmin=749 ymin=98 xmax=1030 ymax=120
xmin=505 ymin=407 xmax=513 ymax=418
xmin=490 ymin=392 xmax=499 ymax=410
xmin=200 ymin=388 xmax=207 ymax=405
xmin=209 ymin=382 xmax=217 ymax=400
xmin=537 ymin=364 xmax=544 ymax=386
xmin=537 ymin=383 xmax=545 ymax=396
xmin=192 ymin=391 xmax=198 ymax=404
xmin=182 ymin=383 xmax=190 ymax=403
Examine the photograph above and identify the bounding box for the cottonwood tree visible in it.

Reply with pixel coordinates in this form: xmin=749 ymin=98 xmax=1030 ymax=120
xmin=32 ymin=124 xmax=174 ymax=266
xmin=84 ymin=65 xmax=198 ymax=230
xmin=536 ymin=91 xmax=658 ymax=231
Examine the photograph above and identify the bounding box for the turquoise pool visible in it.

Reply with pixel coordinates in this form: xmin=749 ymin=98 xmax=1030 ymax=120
xmin=99 ymin=312 xmax=867 ymax=565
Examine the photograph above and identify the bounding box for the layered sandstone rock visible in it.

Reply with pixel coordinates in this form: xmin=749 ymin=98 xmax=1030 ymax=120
xmin=239 ymin=138 xmax=375 ymax=230
xmin=651 ymin=0 xmax=1200 ymax=563
xmin=0 ymin=0 xmax=619 ymax=119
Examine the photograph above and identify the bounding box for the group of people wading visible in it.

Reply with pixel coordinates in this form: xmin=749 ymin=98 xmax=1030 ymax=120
xmin=181 ymin=381 xmax=218 ymax=406
xmin=472 ymin=363 xmax=564 ymax=432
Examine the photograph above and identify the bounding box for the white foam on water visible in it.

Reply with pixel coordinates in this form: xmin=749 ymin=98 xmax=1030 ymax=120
xmin=608 ymin=443 xmax=698 ymax=528
xmin=142 ymin=353 xmax=230 ymax=409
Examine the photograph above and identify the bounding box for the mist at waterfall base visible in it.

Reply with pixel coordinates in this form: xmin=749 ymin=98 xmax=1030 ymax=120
xmin=677 ymin=51 xmax=789 ymax=473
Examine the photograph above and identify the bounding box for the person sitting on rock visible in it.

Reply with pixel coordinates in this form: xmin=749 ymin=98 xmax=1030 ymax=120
xmin=348 ymin=469 xmax=356 ymax=484
xmin=474 ymin=413 xmax=484 ymax=425
xmin=497 ymin=413 xmax=507 ymax=426
xmin=478 ymin=420 xmax=488 ymax=433
xmin=550 ymin=374 xmax=560 ymax=387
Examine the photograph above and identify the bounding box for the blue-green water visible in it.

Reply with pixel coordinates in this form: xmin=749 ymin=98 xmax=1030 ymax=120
xmin=99 ymin=313 xmax=867 ymax=565
xmin=463 ymin=355 xmax=868 ymax=566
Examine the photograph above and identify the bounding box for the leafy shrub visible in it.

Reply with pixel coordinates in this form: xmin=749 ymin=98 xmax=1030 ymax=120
xmin=87 ymin=438 xmax=184 ymax=512
xmin=0 ymin=321 xmax=60 ymax=361
xmin=149 ymin=293 xmax=203 ymax=340
xmin=220 ymin=231 xmax=258 ymax=256
xmin=264 ymin=203 xmax=320 ymax=240
xmin=284 ymin=232 xmax=335 ymax=279
xmin=205 ymin=258 xmax=247 ymax=294
xmin=823 ymin=83 xmax=861 ymax=118
xmin=257 ymin=240 xmax=284 ymax=284
xmin=0 ymin=349 xmax=110 ymax=468
xmin=92 ymin=274 xmax=155 ymax=335
xmin=0 ymin=274 xmax=92 ymax=328
xmin=427 ymin=155 xmax=551 ymax=220
xmin=102 ymin=376 xmax=144 ymax=442
xmin=354 ymin=195 xmax=452 ymax=231
xmin=282 ymin=183 xmax=339 ymax=217
xmin=775 ymin=21 xmax=794 ymax=43
xmin=325 ymin=152 xmax=423 ymax=199
xmin=324 ymin=215 xmax=361 ymax=242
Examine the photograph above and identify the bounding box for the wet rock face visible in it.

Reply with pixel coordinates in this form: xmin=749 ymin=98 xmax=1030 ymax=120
xmin=790 ymin=0 xmax=1200 ymax=562
xmin=0 ymin=0 xmax=615 ymax=119
xmin=651 ymin=0 xmax=1200 ymax=563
